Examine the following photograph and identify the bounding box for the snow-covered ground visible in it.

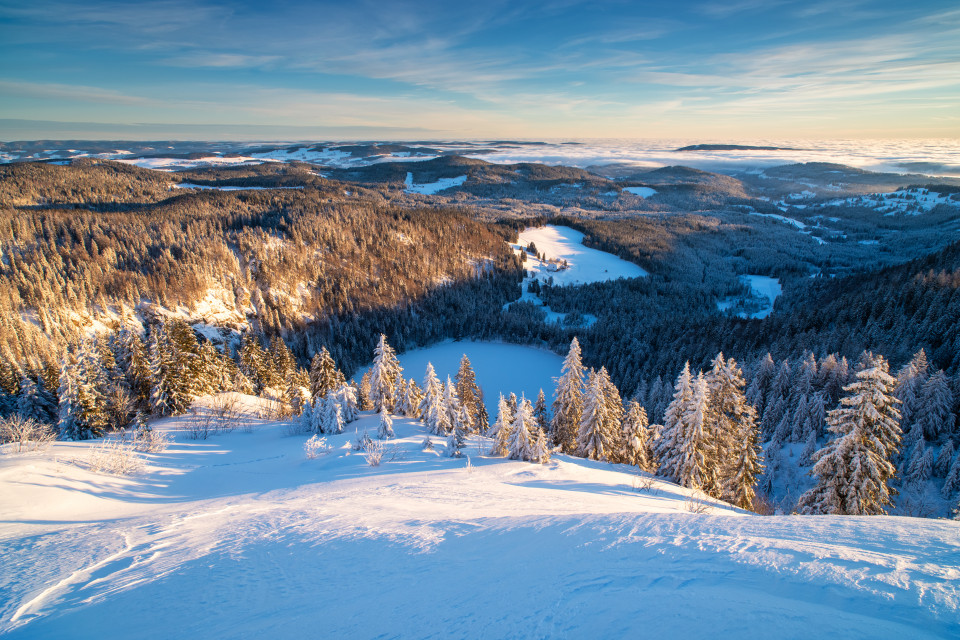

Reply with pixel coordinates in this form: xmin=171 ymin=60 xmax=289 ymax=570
xmin=1 ymin=395 xmax=957 ymax=639
xmin=718 ymin=275 xmax=782 ymax=319
xmin=508 ymin=225 xmax=647 ymax=326
xmin=403 ymin=172 xmax=467 ymax=195
xmin=515 ymin=226 xmax=648 ymax=286
xmin=622 ymin=186 xmax=657 ymax=198
xmin=390 ymin=340 xmax=564 ymax=413
xmin=820 ymin=188 xmax=958 ymax=215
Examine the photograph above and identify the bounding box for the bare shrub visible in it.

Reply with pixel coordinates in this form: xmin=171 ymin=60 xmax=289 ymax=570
xmin=632 ymin=473 xmax=658 ymax=494
xmin=257 ymin=397 xmax=292 ymax=421
xmin=90 ymin=439 xmax=143 ymax=475
xmin=362 ymin=438 xmax=384 ymax=466
xmin=184 ymin=407 xmax=214 ymax=440
xmin=210 ymin=395 xmax=244 ymax=433
xmin=684 ymin=494 xmax=714 ymax=514
xmin=353 ymin=429 xmax=373 ymax=451
xmin=304 ymin=435 xmax=332 ymax=459
xmin=133 ymin=429 xmax=170 ymax=453
xmin=0 ymin=416 xmax=56 ymax=453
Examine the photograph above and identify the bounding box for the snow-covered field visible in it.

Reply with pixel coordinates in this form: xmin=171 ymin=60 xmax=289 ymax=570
xmin=403 ymin=172 xmax=467 ymax=195
xmin=390 ymin=340 xmax=563 ymax=413
xmin=1 ymin=395 xmax=957 ymax=639
xmin=622 ymin=186 xmax=657 ymax=198
xmin=718 ymin=275 xmax=782 ymax=319
xmin=515 ymin=226 xmax=648 ymax=286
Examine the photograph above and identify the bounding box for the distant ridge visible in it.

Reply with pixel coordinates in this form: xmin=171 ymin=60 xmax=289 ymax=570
xmin=677 ymin=144 xmax=799 ymax=151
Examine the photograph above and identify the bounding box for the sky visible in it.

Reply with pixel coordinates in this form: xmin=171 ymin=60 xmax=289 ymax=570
xmin=0 ymin=0 xmax=958 ymax=141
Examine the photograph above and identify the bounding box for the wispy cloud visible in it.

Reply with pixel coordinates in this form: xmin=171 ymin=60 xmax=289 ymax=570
xmin=0 ymin=80 xmax=150 ymax=105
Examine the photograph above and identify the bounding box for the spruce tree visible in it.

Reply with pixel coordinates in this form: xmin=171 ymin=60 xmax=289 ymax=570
xmin=418 ymin=363 xmax=444 ymax=433
xmin=621 ymin=400 xmax=651 ymax=471
xmin=488 ymin=394 xmax=513 ymax=457
xmin=798 ymin=354 xmax=902 ymax=515
xmin=57 ymin=351 xmax=81 ymax=440
xmin=678 ymin=373 xmax=713 ymax=493
xmin=530 ymin=424 xmax=551 ymax=464
xmin=942 ymin=453 xmax=960 ymax=498
xmin=552 ymin=337 xmax=584 ymax=454
xmin=533 ymin=389 xmax=549 ymax=435
xmin=369 ymin=334 xmax=402 ymax=413
xmin=656 ymin=363 xmax=694 ymax=484
xmin=920 ymin=371 xmax=954 ymax=441
xmin=455 ymin=355 xmax=483 ymax=433
xmin=377 ymin=406 xmax=394 ymax=439
xmin=508 ymin=396 xmax=536 ymax=461
xmin=727 ymin=404 xmax=763 ymax=511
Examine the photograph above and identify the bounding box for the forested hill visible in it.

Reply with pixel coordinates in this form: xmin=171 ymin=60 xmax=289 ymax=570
xmin=0 ymin=160 xmax=521 ymax=369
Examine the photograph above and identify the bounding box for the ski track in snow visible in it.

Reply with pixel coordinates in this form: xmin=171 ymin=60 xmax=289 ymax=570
xmin=0 ymin=397 xmax=958 ymax=639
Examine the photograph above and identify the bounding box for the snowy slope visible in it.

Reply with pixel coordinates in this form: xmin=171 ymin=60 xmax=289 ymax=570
xmin=1 ymin=395 xmax=957 ymax=639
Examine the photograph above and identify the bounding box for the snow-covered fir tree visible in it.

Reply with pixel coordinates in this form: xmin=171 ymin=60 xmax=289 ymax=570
xmin=534 ymin=389 xmax=549 ymax=436
xmin=488 ymin=394 xmax=513 ymax=457
xmin=552 ymin=337 xmax=584 ymax=454
xmin=17 ymin=376 xmax=55 ymax=424
xmin=57 ymin=351 xmax=82 ymax=440
xmin=455 ymin=354 xmax=483 ymax=433
xmin=942 ymin=452 xmax=960 ymax=498
xmin=310 ymin=346 xmax=341 ymax=400
xmin=920 ymin=371 xmax=954 ymax=441
xmin=447 ymin=405 xmax=469 ymax=457
xmin=369 ymin=334 xmax=402 ymax=413
xmin=678 ymin=372 xmax=714 ymax=493
xmin=905 ymin=440 xmax=933 ymax=487
xmin=529 ymin=423 xmax=551 ymax=464
xmin=418 ymin=363 xmax=446 ymax=435
xmin=577 ymin=370 xmax=615 ymax=461
xmin=935 ymin=440 xmax=955 ymax=477
xmin=655 ymin=363 xmax=694 ymax=483
xmin=377 ymin=406 xmax=394 ymax=439
xmin=621 ymin=400 xmax=652 ymax=471
xmin=726 ymin=404 xmax=764 ymax=511
xmin=508 ymin=395 xmax=536 ymax=461
xmin=798 ymin=353 xmax=902 ymax=515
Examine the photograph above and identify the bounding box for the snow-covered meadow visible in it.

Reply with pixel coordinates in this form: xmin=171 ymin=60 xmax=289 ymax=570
xmin=1 ymin=395 xmax=957 ymax=639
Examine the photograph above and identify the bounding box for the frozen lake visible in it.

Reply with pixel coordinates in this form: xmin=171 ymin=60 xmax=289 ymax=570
xmin=394 ymin=340 xmax=564 ymax=413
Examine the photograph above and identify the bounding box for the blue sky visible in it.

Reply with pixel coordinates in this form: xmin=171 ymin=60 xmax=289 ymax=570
xmin=1 ymin=0 xmax=957 ymax=140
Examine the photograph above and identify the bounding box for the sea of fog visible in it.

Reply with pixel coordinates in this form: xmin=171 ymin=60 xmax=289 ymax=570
xmin=461 ymin=138 xmax=960 ymax=177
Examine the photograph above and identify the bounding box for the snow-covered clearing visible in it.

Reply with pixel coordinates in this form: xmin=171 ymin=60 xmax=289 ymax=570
xmin=821 ymin=188 xmax=958 ymax=215
xmin=389 ymin=340 xmax=563 ymax=413
xmin=403 ymin=172 xmax=467 ymax=195
xmin=718 ymin=275 xmax=782 ymax=319
xmin=0 ymin=395 xmax=957 ymax=639
xmin=515 ymin=226 xmax=648 ymax=286
xmin=507 ymin=225 xmax=646 ymax=326
xmin=622 ymin=186 xmax=657 ymax=198
xmin=750 ymin=211 xmax=807 ymax=229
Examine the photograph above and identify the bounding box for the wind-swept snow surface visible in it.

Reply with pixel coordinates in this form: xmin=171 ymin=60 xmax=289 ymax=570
xmin=0 ymin=397 xmax=957 ymax=639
